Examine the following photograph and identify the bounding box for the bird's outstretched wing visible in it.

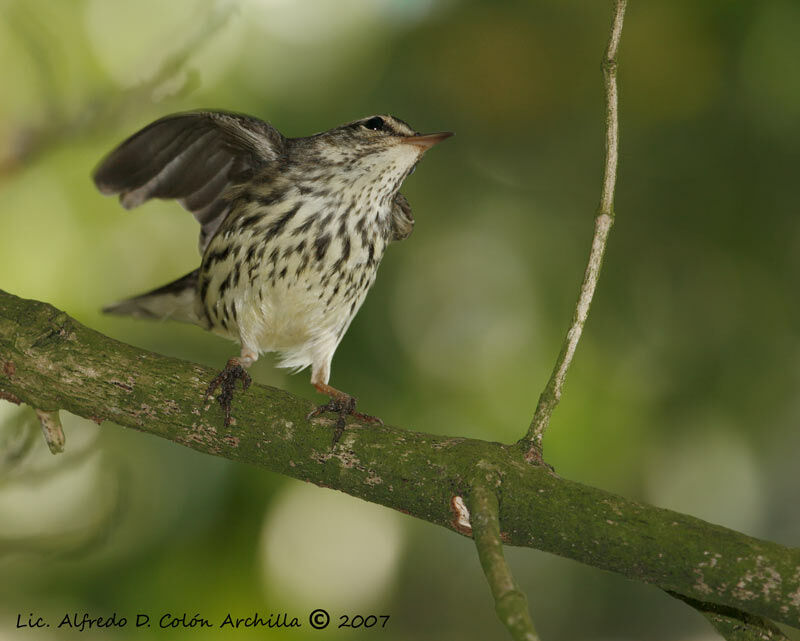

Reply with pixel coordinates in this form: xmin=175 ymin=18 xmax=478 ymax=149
xmin=93 ymin=110 xmax=286 ymax=253
xmin=391 ymin=193 xmax=414 ymax=241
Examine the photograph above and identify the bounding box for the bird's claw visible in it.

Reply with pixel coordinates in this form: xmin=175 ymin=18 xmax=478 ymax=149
xmin=307 ymin=395 xmax=383 ymax=444
xmin=205 ymin=358 xmax=252 ymax=427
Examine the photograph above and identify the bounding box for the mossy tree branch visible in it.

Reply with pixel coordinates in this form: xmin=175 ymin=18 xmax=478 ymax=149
xmin=669 ymin=592 xmax=791 ymax=641
xmin=1 ymin=288 xmax=800 ymax=635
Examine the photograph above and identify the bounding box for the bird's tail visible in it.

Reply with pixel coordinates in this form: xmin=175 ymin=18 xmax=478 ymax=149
xmin=103 ymin=270 xmax=202 ymax=325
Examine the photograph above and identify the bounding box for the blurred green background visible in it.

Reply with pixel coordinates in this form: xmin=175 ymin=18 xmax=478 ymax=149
xmin=2 ymin=0 xmax=800 ymax=639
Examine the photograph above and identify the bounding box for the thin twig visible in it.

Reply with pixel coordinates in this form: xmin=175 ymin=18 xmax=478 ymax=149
xmin=520 ymin=0 xmax=627 ymax=463
xmin=668 ymin=592 xmax=789 ymax=641
xmin=35 ymin=408 xmax=65 ymax=454
xmin=470 ymin=482 xmax=539 ymax=641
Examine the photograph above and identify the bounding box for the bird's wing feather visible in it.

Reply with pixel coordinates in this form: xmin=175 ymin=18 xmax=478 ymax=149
xmin=390 ymin=193 xmax=414 ymax=241
xmin=93 ymin=110 xmax=286 ymax=253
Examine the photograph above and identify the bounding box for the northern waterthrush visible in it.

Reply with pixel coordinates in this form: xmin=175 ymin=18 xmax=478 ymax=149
xmin=93 ymin=110 xmax=451 ymax=429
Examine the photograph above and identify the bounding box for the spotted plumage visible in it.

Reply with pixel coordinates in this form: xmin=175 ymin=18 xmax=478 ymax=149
xmin=94 ymin=110 xmax=451 ymax=427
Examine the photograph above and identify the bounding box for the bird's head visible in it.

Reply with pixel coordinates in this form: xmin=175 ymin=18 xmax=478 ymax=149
xmin=298 ymin=115 xmax=452 ymax=193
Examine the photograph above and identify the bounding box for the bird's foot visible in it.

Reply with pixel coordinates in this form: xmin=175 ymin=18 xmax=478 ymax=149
xmin=205 ymin=358 xmax=252 ymax=427
xmin=307 ymin=393 xmax=383 ymax=444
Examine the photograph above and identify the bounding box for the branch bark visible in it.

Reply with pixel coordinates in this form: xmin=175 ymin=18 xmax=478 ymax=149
xmin=520 ymin=0 xmax=626 ymax=462
xmin=670 ymin=592 xmax=791 ymax=641
xmin=1 ymin=289 xmax=800 ymax=631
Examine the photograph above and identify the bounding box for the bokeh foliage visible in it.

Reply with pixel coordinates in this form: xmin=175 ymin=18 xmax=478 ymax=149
xmin=1 ymin=1 xmax=800 ymax=639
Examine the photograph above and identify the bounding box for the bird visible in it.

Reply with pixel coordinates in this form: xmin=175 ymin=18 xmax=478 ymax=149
xmin=93 ymin=110 xmax=452 ymax=431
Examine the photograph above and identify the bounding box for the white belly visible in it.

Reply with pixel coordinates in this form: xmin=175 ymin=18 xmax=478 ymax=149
xmin=201 ymin=185 xmax=390 ymax=379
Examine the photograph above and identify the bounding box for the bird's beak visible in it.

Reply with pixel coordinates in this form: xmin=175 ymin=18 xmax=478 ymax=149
xmin=401 ymin=131 xmax=454 ymax=151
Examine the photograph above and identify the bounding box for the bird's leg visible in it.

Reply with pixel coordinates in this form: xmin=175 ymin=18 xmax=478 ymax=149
xmin=307 ymin=382 xmax=383 ymax=443
xmin=205 ymin=349 xmax=256 ymax=427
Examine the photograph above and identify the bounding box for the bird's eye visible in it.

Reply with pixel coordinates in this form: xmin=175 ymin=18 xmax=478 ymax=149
xmin=362 ymin=117 xmax=385 ymax=131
